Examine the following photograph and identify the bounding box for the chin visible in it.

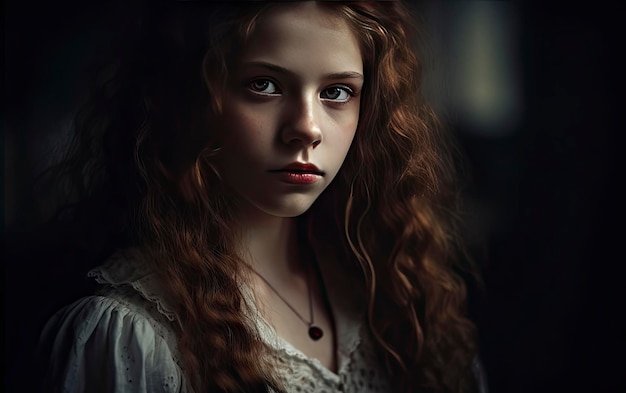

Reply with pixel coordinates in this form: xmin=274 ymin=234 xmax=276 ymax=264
xmin=254 ymin=198 xmax=318 ymax=218
xmin=261 ymin=205 xmax=314 ymax=218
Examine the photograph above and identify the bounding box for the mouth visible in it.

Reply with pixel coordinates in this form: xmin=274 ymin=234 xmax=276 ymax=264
xmin=268 ymin=162 xmax=324 ymax=176
xmin=268 ymin=162 xmax=324 ymax=185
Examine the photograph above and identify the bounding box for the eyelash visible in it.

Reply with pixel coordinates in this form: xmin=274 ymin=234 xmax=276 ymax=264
xmin=246 ymin=78 xmax=357 ymax=104
xmin=320 ymin=86 xmax=355 ymax=104
xmin=248 ymin=79 xmax=280 ymax=95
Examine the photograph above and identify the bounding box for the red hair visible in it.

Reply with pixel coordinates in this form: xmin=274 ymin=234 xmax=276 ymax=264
xmin=42 ymin=1 xmax=480 ymax=392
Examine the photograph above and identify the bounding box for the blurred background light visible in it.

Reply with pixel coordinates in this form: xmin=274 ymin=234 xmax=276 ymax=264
xmin=420 ymin=0 xmax=522 ymax=137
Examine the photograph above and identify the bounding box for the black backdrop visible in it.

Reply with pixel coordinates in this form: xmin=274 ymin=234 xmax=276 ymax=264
xmin=5 ymin=1 xmax=624 ymax=392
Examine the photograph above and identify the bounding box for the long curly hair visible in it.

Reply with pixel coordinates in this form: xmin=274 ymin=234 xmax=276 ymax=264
xmin=40 ymin=1 xmax=480 ymax=392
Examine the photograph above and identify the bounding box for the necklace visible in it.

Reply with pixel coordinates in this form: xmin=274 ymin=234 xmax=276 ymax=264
xmin=252 ymin=267 xmax=324 ymax=341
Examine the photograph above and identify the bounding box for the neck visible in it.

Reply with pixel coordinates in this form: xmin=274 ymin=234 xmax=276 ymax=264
xmin=235 ymin=207 xmax=304 ymax=282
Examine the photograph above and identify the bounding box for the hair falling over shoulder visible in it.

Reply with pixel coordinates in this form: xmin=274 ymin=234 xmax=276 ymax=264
xmin=41 ymin=1 xmax=480 ymax=392
xmin=306 ymin=3 xmax=480 ymax=392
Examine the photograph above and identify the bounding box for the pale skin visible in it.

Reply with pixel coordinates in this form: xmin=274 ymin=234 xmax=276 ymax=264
xmin=214 ymin=3 xmax=364 ymax=373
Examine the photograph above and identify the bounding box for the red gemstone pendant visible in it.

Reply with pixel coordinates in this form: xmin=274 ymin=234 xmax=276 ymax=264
xmin=308 ymin=326 xmax=323 ymax=340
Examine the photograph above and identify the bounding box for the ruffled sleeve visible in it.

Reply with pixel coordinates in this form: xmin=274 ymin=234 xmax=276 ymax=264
xmin=40 ymin=295 xmax=185 ymax=393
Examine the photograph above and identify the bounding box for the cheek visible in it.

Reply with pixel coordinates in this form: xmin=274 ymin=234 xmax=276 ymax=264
xmin=221 ymin=105 xmax=273 ymax=152
xmin=334 ymin=102 xmax=360 ymax=137
xmin=332 ymin=115 xmax=359 ymax=149
xmin=322 ymin=124 xmax=358 ymax=173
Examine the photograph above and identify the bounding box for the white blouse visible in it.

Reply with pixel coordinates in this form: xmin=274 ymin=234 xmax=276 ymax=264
xmin=40 ymin=251 xmax=393 ymax=392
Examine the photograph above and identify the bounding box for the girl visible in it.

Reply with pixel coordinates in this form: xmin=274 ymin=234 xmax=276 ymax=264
xmin=39 ymin=1 xmax=485 ymax=392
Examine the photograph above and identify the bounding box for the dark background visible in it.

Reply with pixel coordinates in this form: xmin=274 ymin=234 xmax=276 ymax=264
xmin=4 ymin=1 xmax=624 ymax=392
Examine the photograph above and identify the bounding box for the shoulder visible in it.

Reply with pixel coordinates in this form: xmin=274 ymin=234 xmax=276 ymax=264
xmin=40 ymin=295 xmax=186 ymax=393
xmin=39 ymin=250 xmax=189 ymax=393
xmin=42 ymin=294 xmax=172 ymax=350
xmin=46 ymin=249 xmax=180 ymax=351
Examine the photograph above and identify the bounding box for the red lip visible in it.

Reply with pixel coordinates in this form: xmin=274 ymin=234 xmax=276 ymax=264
xmin=270 ymin=162 xmax=324 ymax=175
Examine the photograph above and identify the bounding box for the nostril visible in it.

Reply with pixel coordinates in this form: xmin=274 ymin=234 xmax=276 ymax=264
xmin=281 ymin=130 xmax=322 ymax=148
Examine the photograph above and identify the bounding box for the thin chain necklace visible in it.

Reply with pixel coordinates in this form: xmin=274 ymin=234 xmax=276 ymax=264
xmin=252 ymin=266 xmax=324 ymax=341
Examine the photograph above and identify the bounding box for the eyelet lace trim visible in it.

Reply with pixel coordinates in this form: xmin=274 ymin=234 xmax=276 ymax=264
xmin=86 ymin=251 xmax=188 ymax=385
xmin=87 ymin=250 xmax=178 ymax=323
xmin=88 ymin=250 xmax=393 ymax=392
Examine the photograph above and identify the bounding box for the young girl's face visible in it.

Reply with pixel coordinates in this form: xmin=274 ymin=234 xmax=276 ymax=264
xmin=215 ymin=2 xmax=363 ymax=218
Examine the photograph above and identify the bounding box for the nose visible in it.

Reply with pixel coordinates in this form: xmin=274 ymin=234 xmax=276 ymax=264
xmin=280 ymin=94 xmax=322 ymax=148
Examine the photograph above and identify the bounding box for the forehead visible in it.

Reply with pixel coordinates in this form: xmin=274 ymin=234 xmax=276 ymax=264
xmin=239 ymin=2 xmax=363 ymax=72
xmin=256 ymin=2 xmax=349 ymax=31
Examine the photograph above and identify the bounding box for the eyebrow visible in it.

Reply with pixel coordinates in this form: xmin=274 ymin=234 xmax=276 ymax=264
xmin=241 ymin=61 xmax=364 ymax=81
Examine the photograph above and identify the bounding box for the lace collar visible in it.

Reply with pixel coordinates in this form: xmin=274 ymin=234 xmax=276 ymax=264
xmin=87 ymin=249 xmax=178 ymax=323
xmin=243 ymin=242 xmax=367 ymax=382
xmin=88 ymin=246 xmax=368 ymax=378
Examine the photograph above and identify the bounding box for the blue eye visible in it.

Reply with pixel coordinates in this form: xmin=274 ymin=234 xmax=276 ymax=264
xmin=320 ymin=86 xmax=353 ymax=103
xmin=249 ymin=79 xmax=280 ymax=95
